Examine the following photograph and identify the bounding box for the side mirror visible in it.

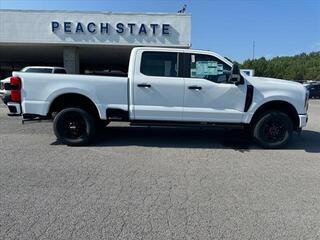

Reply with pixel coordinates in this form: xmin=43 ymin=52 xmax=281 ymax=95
xmin=228 ymin=63 xmax=244 ymax=85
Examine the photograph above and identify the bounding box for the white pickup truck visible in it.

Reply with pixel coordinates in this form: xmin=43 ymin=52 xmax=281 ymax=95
xmin=7 ymin=47 xmax=309 ymax=148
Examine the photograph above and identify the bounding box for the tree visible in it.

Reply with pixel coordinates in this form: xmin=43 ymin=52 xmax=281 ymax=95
xmin=240 ymin=51 xmax=320 ymax=81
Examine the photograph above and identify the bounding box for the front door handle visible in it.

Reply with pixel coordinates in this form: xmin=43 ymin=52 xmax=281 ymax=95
xmin=137 ymin=83 xmax=151 ymax=88
xmin=188 ymin=85 xmax=202 ymax=90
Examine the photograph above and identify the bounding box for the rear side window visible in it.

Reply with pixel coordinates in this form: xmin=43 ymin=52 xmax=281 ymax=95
xmin=140 ymin=52 xmax=178 ymax=77
xmin=24 ymin=68 xmax=53 ymax=73
xmin=54 ymin=69 xmax=67 ymax=74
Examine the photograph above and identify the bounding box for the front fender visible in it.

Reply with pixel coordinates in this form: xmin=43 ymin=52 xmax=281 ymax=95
xmin=242 ymin=93 xmax=301 ymax=124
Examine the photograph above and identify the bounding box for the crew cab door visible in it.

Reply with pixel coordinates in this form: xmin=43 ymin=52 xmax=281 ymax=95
xmin=183 ymin=53 xmax=247 ymax=123
xmin=132 ymin=50 xmax=184 ymax=121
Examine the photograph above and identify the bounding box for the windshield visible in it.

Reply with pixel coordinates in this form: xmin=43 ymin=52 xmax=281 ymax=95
xmin=22 ymin=68 xmax=53 ymax=73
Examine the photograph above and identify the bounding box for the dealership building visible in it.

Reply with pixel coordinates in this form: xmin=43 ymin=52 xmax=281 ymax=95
xmin=0 ymin=9 xmax=191 ymax=78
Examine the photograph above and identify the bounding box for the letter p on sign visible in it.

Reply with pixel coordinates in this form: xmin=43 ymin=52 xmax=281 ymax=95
xmin=51 ymin=21 xmax=60 ymax=32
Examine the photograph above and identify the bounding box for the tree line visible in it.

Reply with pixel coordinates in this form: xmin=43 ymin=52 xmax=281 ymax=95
xmin=240 ymin=51 xmax=320 ymax=81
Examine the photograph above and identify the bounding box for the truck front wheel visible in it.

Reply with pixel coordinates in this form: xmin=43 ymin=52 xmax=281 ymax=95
xmin=53 ymin=108 xmax=96 ymax=146
xmin=252 ymin=110 xmax=293 ymax=149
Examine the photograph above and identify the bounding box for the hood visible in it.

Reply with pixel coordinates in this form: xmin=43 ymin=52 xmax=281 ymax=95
xmin=246 ymin=76 xmax=306 ymax=95
xmin=248 ymin=76 xmax=302 ymax=88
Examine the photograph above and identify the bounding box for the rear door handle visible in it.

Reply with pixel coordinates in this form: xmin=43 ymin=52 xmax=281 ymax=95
xmin=188 ymin=85 xmax=202 ymax=90
xmin=137 ymin=83 xmax=151 ymax=88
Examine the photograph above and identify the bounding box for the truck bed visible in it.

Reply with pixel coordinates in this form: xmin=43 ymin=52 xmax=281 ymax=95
xmin=13 ymin=72 xmax=128 ymax=120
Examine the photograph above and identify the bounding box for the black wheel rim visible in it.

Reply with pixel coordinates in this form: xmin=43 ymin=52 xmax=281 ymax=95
xmin=262 ymin=119 xmax=287 ymax=143
xmin=61 ymin=112 xmax=87 ymax=139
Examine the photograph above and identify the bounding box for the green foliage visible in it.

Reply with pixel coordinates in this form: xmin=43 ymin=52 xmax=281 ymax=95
xmin=240 ymin=51 xmax=320 ymax=80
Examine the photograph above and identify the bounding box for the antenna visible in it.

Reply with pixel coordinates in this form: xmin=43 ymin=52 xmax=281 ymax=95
xmin=252 ymin=40 xmax=255 ymax=59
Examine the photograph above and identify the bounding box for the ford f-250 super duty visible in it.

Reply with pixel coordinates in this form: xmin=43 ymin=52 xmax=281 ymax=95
xmin=7 ymin=47 xmax=309 ymax=148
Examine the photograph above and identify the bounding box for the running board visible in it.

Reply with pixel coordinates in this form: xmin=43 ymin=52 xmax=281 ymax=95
xmin=22 ymin=114 xmax=51 ymax=124
xmin=130 ymin=120 xmax=245 ymax=129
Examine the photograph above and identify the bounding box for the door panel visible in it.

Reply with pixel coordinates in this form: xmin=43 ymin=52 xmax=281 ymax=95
xmin=132 ymin=50 xmax=184 ymax=121
xmin=133 ymin=76 xmax=184 ymax=120
xmin=182 ymin=53 xmax=247 ymax=123
xmin=183 ymin=78 xmax=247 ymax=122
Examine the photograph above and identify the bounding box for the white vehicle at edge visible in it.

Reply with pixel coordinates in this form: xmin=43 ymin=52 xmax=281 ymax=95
xmin=20 ymin=66 xmax=67 ymax=74
xmin=7 ymin=47 xmax=308 ymax=148
xmin=0 ymin=77 xmax=11 ymax=103
xmin=1 ymin=66 xmax=66 ymax=105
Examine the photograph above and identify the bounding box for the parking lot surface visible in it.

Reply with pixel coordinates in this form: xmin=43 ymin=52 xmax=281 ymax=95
xmin=0 ymin=101 xmax=320 ymax=240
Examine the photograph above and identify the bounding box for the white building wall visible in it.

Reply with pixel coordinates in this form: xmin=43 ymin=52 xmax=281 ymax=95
xmin=0 ymin=10 xmax=191 ymax=47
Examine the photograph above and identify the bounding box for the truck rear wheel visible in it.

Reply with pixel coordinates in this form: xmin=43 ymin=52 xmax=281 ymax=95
xmin=252 ymin=110 xmax=293 ymax=149
xmin=53 ymin=108 xmax=96 ymax=146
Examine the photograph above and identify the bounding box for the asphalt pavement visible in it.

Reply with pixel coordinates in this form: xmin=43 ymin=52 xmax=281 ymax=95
xmin=0 ymin=100 xmax=320 ymax=240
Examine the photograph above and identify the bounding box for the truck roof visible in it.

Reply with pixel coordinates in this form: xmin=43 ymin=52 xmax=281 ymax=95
xmin=131 ymin=47 xmax=233 ymax=66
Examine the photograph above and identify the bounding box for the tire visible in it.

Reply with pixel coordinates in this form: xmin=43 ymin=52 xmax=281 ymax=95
xmin=252 ymin=110 xmax=293 ymax=149
xmin=53 ymin=108 xmax=96 ymax=146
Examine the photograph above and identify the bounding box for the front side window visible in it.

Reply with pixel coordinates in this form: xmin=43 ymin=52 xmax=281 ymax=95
xmin=141 ymin=52 xmax=178 ymax=77
xmin=190 ymin=54 xmax=232 ymax=83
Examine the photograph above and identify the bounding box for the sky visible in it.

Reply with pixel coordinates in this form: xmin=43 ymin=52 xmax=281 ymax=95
xmin=0 ymin=0 xmax=319 ymax=62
